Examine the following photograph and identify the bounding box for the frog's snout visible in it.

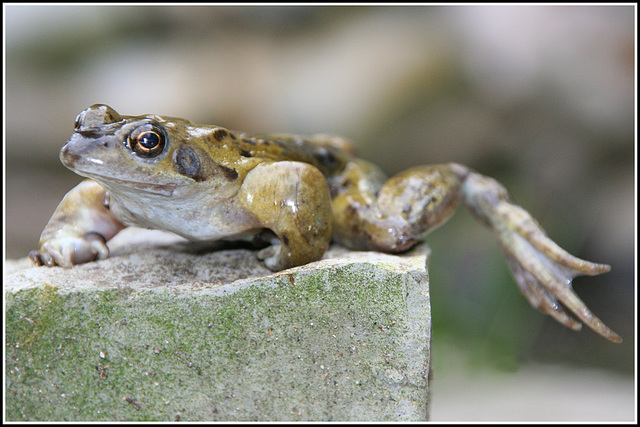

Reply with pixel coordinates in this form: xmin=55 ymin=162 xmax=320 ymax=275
xmin=60 ymin=140 xmax=83 ymax=169
xmin=60 ymin=134 xmax=111 ymax=171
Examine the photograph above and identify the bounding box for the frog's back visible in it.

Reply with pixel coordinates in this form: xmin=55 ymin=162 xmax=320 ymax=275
xmin=116 ymin=109 xmax=356 ymax=179
xmin=226 ymin=131 xmax=356 ymax=177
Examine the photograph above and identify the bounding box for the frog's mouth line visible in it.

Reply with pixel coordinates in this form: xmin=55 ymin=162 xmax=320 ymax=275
xmin=76 ymin=172 xmax=177 ymax=197
xmin=61 ymin=139 xmax=178 ymax=196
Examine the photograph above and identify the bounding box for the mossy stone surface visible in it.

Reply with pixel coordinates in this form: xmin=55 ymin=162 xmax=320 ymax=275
xmin=5 ymin=229 xmax=431 ymax=421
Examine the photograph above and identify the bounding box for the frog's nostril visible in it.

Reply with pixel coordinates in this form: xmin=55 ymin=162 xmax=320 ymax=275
xmin=60 ymin=146 xmax=81 ymax=168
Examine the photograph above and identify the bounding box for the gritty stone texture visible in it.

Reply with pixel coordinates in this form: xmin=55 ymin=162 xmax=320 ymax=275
xmin=5 ymin=229 xmax=431 ymax=421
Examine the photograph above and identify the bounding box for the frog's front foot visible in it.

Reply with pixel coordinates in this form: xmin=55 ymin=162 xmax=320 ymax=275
xmin=457 ymin=167 xmax=621 ymax=343
xmin=255 ymin=243 xmax=285 ymax=271
xmin=29 ymin=232 xmax=110 ymax=267
xmin=29 ymin=179 xmax=126 ymax=268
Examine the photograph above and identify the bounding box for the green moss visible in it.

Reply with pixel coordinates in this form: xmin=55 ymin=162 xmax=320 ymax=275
xmin=6 ymin=260 xmax=429 ymax=421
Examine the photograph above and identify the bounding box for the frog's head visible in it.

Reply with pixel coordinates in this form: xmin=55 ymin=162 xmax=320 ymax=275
xmin=61 ymin=104 xmax=212 ymax=196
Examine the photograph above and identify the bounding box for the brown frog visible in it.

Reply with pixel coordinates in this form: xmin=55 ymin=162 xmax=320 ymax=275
xmin=29 ymin=104 xmax=621 ymax=343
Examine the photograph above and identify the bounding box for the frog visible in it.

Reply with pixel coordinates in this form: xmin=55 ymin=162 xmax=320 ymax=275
xmin=29 ymin=104 xmax=621 ymax=343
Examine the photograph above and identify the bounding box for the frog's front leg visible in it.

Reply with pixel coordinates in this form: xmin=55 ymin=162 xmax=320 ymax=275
xmin=238 ymin=161 xmax=333 ymax=271
xmin=454 ymin=164 xmax=621 ymax=343
xmin=29 ymin=179 xmax=126 ymax=267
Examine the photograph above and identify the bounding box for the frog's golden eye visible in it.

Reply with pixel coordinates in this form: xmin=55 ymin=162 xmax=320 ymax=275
xmin=128 ymin=124 xmax=166 ymax=157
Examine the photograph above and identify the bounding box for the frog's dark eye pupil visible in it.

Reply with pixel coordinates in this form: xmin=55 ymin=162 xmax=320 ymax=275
xmin=128 ymin=124 xmax=166 ymax=157
xmin=139 ymin=132 xmax=160 ymax=149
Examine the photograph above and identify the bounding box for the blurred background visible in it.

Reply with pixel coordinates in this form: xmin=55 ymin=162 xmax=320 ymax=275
xmin=4 ymin=5 xmax=635 ymax=421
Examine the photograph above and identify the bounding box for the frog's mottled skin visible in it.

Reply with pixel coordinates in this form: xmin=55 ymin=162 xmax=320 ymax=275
xmin=30 ymin=104 xmax=621 ymax=343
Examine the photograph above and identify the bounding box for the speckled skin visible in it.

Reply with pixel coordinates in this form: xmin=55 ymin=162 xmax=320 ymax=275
xmin=30 ymin=104 xmax=621 ymax=342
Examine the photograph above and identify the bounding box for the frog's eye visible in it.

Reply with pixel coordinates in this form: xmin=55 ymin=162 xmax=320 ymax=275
xmin=128 ymin=124 xmax=166 ymax=157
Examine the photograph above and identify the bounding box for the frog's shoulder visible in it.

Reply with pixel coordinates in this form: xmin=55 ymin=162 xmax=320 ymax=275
xmin=222 ymin=131 xmax=355 ymax=177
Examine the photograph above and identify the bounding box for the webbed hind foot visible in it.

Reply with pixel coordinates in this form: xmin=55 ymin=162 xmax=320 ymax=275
xmin=458 ymin=166 xmax=621 ymax=343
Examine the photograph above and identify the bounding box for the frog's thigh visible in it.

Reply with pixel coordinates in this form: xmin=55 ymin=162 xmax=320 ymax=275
xmin=239 ymin=161 xmax=333 ymax=270
xmin=377 ymin=164 xmax=461 ymax=236
xmin=332 ymin=163 xmax=461 ymax=252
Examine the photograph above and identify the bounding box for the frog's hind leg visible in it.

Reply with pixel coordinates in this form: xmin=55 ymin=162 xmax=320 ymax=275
xmin=333 ymin=160 xmax=620 ymax=342
xmin=375 ymin=164 xmax=464 ymax=239
xmin=453 ymin=163 xmax=621 ymax=343
xmin=331 ymin=161 xmax=463 ymax=253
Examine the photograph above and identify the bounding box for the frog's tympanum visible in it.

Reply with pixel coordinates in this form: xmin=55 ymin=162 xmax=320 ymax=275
xmin=30 ymin=104 xmax=621 ymax=343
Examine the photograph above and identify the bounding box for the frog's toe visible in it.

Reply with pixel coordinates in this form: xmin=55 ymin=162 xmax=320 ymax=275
xmin=29 ymin=242 xmax=70 ymax=267
xmin=504 ymin=250 xmax=583 ymax=331
xmin=69 ymin=232 xmax=110 ymax=264
xmin=29 ymin=249 xmax=57 ymax=267
xmin=256 ymin=244 xmax=282 ymax=271
xmin=499 ymin=227 xmax=621 ymax=343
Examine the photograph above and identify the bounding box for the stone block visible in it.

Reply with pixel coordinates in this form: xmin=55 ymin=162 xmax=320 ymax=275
xmin=5 ymin=229 xmax=431 ymax=421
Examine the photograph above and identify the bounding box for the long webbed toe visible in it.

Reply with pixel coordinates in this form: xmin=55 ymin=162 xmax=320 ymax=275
xmin=500 ymin=227 xmax=621 ymax=343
